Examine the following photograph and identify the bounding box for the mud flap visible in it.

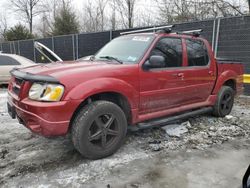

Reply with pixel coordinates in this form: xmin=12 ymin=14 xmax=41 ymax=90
xmin=7 ymin=102 xmax=16 ymax=119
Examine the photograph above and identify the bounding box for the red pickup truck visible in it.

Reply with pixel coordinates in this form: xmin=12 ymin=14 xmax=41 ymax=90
xmin=7 ymin=27 xmax=244 ymax=159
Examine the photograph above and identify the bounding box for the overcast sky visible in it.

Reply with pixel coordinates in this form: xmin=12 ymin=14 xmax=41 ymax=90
xmin=0 ymin=0 xmax=156 ymax=27
xmin=0 ymin=0 xmax=84 ymax=26
xmin=0 ymin=0 xmax=247 ymax=30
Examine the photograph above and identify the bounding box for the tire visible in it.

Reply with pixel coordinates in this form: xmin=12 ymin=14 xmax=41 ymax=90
xmin=212 ymin=86 xmax=235 ymax=117
xmin=71 ymin=100 xmax=127 ymax=159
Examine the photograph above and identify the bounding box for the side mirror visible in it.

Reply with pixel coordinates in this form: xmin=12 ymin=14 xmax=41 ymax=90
xmin=144 ymin=55 xmax=165 ymax=70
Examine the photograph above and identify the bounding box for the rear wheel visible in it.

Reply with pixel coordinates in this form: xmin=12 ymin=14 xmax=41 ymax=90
xmin=71 ymin=101 xmax=127 ymax=159
xmin=212 ymin=86 xmax=234 ymax=117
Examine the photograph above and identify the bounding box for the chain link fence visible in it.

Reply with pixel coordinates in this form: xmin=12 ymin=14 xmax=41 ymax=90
xmin=0 ymin=15 xmax=250 ymax=94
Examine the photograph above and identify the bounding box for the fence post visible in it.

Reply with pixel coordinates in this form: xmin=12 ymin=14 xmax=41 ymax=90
xmin=33 ymin=39 xmax=36 ymax=62
xmin=52 ymin=37 xmax=55 ymax=52
xmin=214 ymin=18 xmax=221 ymax=58
xmin=12 ymin=41 xmax=16 ymax=54
xmin=76 ymin=34 xmax=79 ymax=59
xmin=9 ymin=42 xmax=12 ymax=54
xmin=18 ymin=41 xmax=20 ymax=55
xmin=211 ymin=19 xmax=216 ymax=52
xmin=72 ymin=34 xmax=75 ymax=60
xmin=153 ymin=26 xmax=156 ymax=33
xmin=110 ymin=30 xmax=113 ymax=40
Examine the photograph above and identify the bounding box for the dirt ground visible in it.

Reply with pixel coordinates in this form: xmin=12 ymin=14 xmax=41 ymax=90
xmin=0 ymin=87 xmax=249 ymax=188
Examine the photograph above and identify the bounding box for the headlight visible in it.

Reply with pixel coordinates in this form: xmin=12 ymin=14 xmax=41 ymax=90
xmin=29 ymin=83 xmax=64 ymax=102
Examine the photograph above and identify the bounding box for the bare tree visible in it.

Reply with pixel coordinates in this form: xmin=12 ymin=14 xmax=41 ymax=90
xmin=247 ymin=0 xmax=250 ymax=14
xmin=10 ymin=0 xmax=44 ymax=34
xmin=155 ymin=0 xmax=175 ymax=23
xmin=97 ymin=0 xmax=109 ymax=31
xmin=109 ymin=0 xmax=117 ymax=30
xmin=135 ymin=3 xmax=156 ymax=27
xmin=0 ymin=14 xmax=8 ymax=38
xmin=214 ymin=0 xmax=244 ymax=17
xmin=81 ymin=0 xmax=109 ymax=32
xmin=115 ymin=0 xmax=138 ymax=28
xmin=155 ymin=0 xmax=193 ymax=23
xmin=81 ymin=1 xmax=99 ymax=32
xmin=155 ymin=0 xmax=245 ymax=23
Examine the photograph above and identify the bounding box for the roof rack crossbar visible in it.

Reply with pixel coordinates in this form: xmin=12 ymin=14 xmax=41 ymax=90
xmin=181 ymin=29 xmax=203 ymax=34
xmin=175 ymin=29 xmax=203 ymax=37
xmin=120 ymin=25 xmax=174 ymax=35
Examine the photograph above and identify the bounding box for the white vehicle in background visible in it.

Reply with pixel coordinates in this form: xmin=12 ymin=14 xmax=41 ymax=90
xmin=0 ymin=42 xmax=62 ymax=85
xmin=0 ymin=41 xmax=92 ymax=84
xmin=0 ymin=53 xmax=35 ymax=84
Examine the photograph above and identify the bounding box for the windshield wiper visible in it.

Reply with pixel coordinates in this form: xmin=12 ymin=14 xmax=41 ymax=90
xmin=99 ymin=56 xmax=123 ymax=64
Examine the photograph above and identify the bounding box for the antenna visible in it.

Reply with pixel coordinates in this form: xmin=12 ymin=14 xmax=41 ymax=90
xmin=120 ymin=25 xmax=174 ymax=35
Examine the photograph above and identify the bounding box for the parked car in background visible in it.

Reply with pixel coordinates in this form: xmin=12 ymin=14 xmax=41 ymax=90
xmin=0 ymin=53 xmax=35 ymax=84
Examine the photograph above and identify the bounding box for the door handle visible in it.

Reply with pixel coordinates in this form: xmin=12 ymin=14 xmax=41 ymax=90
xmin=172 ymin=73 xmax=184 ymax=80
xmin=208 ymin=71 xmax=214 ymax=76
xmin=172 ymin=73 xmax=184 ymax=77
xmin=177 ymin=73 xmax=184 ymax=77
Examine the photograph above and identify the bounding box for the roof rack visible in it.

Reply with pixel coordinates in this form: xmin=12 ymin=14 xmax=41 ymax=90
xmin=120 ymin=25 xmax=174 ymax=35
xmin=176 ymin=29 xmax=203 ymax=37
xmin=120 ymin=26 xmax=203 ymax=37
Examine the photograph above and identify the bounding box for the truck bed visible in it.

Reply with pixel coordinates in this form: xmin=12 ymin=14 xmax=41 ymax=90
xmin=216 ymin=58 xmax=244 ymax=94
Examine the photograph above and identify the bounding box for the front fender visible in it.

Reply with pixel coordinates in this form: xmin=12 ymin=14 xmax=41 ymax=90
xmin=212 ymin=70 xmax=238 ymax=94
xmin=64 ymin=77 xmax=139 ymax=109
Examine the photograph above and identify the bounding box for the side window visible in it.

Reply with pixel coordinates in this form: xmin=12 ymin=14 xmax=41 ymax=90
xmin=0 ymin=56 xmax=21 ymax=66
xmin=186 ymin=39 xmax=209 ymax=66
xmin=150 ymin=37 xmax=183 ymax=68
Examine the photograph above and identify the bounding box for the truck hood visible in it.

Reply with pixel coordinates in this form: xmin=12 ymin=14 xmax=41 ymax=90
xmin=19 ymin=60 xmax=121 ymax=78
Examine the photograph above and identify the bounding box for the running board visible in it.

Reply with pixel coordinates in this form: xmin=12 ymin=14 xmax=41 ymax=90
xmin=128 ymin=107 xmax=213 ymax=131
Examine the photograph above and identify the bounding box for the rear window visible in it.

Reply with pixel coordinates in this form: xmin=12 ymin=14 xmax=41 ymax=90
xmin=0 ymin=56 xmax=21 ymax=66
xmin=186 ymin=39 xmax=209 ymax=66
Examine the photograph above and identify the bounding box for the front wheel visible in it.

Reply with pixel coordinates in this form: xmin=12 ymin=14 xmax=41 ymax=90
xmin=71 ymin=101 xmax=127 ymax=159
xmin=212 ymin=86 xmax=235 ymax=117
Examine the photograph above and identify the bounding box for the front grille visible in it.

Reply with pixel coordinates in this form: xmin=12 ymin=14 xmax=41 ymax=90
xmin=12 ymin=77 xmax=24 ymax=96
xmin=13 ymin=85 xmax=21 ymax=96
xmin=15 ymin=77 xmax=23 ymax=86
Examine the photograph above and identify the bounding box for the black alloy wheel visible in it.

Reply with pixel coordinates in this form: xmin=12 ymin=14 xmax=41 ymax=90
xmin=213 ymin=86 xmax=234 ymax=117
xmin=72 ymin=101 xmax=127 ymax=159
xmin=88 ymin=114 xmax=119 ymax=149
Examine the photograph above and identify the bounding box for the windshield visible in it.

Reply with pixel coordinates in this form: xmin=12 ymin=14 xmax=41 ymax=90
xmin=94 ymin=35 xmax=155 ymax=64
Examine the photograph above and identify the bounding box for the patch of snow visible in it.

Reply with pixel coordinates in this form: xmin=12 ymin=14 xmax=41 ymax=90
xmin=225 ymin=115 xmax=234 ymax=120
xmin=56 ymin=149 xmax=150 ymax=186
xmin=162 ymin=122 xmax=189 ymax=137
xmin=0 ymin=90 xmax=8 ymax=113
xmin=0 ymin=92 xmax=7 ymax=98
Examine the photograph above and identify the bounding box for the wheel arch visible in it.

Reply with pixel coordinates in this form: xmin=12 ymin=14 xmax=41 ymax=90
xmin=212 ymin=70 xmax=237 ymax=94
xmin=223 ymin=79 xmax=236 ymax=91
xmin=69 ymin=91 xmax=133 ymax=132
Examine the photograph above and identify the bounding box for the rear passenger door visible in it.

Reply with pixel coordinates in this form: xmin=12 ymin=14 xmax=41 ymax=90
xmin=181 ymin=38 xmax=216 ymax=103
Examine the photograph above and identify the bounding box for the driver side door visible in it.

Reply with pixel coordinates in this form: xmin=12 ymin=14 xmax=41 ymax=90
xmin=139 ymin=37 xmax=186 ymax=115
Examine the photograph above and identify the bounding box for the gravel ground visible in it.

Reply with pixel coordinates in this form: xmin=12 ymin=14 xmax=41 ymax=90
xmin=0 ymin=88 xmax=249 ymax=188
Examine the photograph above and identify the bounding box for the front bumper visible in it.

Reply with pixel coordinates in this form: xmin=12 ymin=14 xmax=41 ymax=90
xmin=7 ymin=92 xmax=80 ymax=137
